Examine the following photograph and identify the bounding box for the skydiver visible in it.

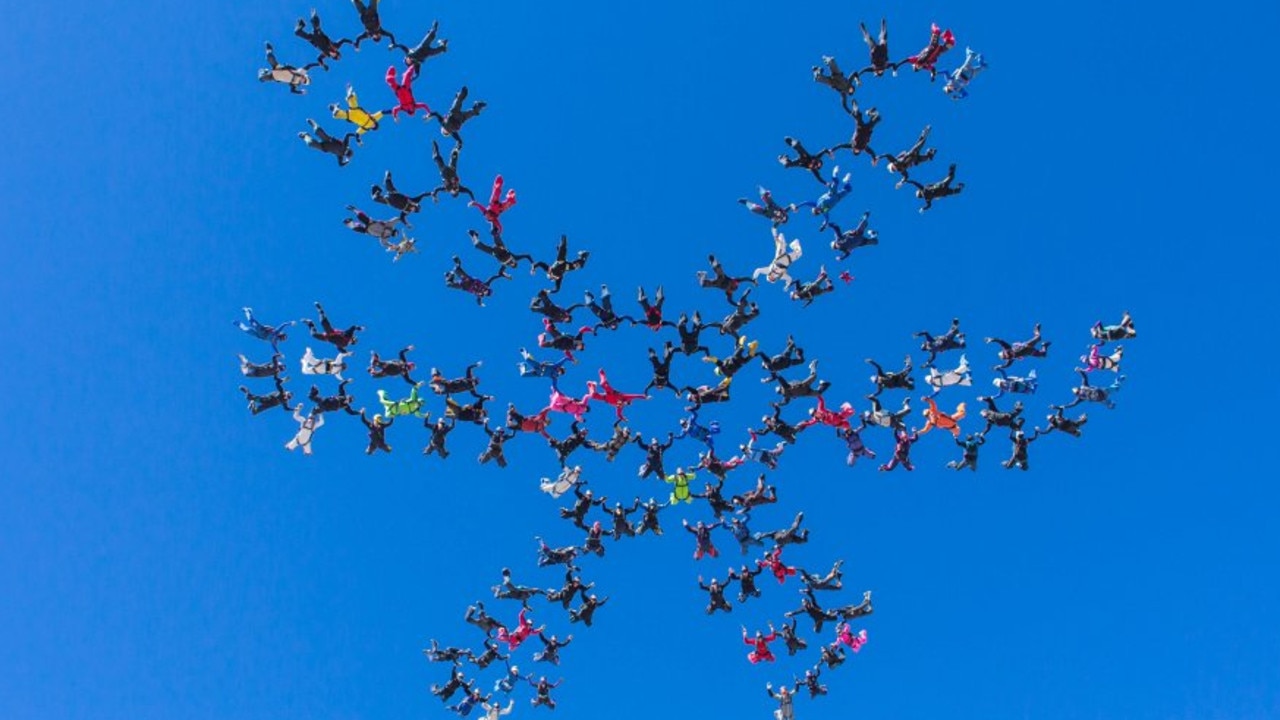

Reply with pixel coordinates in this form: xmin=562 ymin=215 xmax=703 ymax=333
xmin=788 ymin=265 xmax=836 ymax=307
xmin=581 ymin=284 xmax=632 ymax=330
xmin=758 ymin=545 xmax=798 ymax=585
xmin=477 ymin=423 xmax=517 ymax=468
xmin=298 ymin=118 xmax=359 ymax=166
xmin=463 ymin=601 xmax=506 ymax=636
xmin=767 ymin=682 xmax=797 ymax=720
xmin=739 ymin=430 xmax=788 ymax=470
xmin=674 ymin=405 xmax=721 ymax=450
xmin=430 ymin=665 xmax=476 ymax=703
xmin=283 ymin=405 xmax=324 ymax=455
xmin=905 ymin=23 xmax=956 ymax=79
xmin=697 ymin=450 xmax=747 ymax=483
xmin=492 ymin=568 xmax=544 ymax=607
xmin=343 ymin=205 xmax=406 ymax=247
xmin=368 ymin=345 xmax=418 ymax=385
xmin=828 ymin=211 xmax=879 ymax=261
xmin=884 ymin=124 xmax=938 ymax=188
xmin=445 ymin=393 xmax=493 ymax=426
xmin=634 ymin=433 xmax=675 ymax=479
xmin=633 ymin=497 xmax=667 ymax=536
xmin=683 ymin=518 xmax=725 ymax=560
xmin=947 ymin=432 xmax=985 ymax=471
xmin=581 ymin=520 xmax=608 ymax=558
xmin=759 ymin=336 xmax=807 ymax=380
xmin=914 ymin=316 xmax=965 ymax=366
xmin=778 ymin=136 xmax=834 ymax=183
xmin=832 ymin=106 xmax=882 ymax=162
xmin=293 ymin=9 xmax=352 ymax=70
xmin=632 ymin=285 xmax=671 ymax=332
xmin=756 ymin=407 xmax=808 ymax=445
xmin=548 ymin=422 xmax=592 ymax=467
xmin=234 ymin=307 xmax=293 ymax=348
xmin=705 ymin=336 xmax=760 ymax=379
xmin=738 ymin=186 xmax=796 ymax=226
xmin=370 ymin=170 xmax=429 ymax=223
xmin=756 ymin=512 xmax=810 ymax=548
xmin=558 ymin=484 xmax=604 ymax=531
xmin=719 ymin=289 xmax=761 ymax=337
xmin=586 ymin=421 xmax=637 ymax=462
xmin=567 ymin=594 xmax=607 ymax=627
xmin=812 ymin=55 xmax=859 ymax=113
xmin=777 ymin=617 xmax=808 ymax=656
xmin=906 ymin=163 xmax=965 ymax=213
xmin=985 ymin=323 xmax=1051 ymax=370
xmin=673 ymin=311 xmax=713 ymax=356
xmin=1003 ymin=428 xmax=1041 ymax=471
xmin=239 ymin=375 xmax=294 ymax=415
xmin=329 ymin=85 xmax=383 ymax=135
xmin=1092 ymin=311 xmax=1137 ymax=343
xmin=526 ymin=675 xmax=562 ymax=710
xmin=258 ymin=42 xmax=310 ymax=94
xmin=358 ymin=408 xmax=393 ymax=454
xmin=602 ymin=498 xmax=640 ymax=540
xmin=867 ymin=355 xmax=914 ymax=395
xmin=976 ymin=395 xmax=1025 ymax=435
xmin=833 ymin=589 xmax=874 ymax=621
xmin=795 ymin=668 xmax=828 ymax=698
xmin=785 ymin=588 xmax=838 ymax=633
xmin=532 ymin=633 xmax=573 ymax=665
xmin=529 ymin=289 xmax=581 ymax=324
xmin=539 ymin=465 xmax=580 ymax=499
xmin=544 ymin=568 xmax=593 ymax=610
xmin=537 ymin=318 xmax=595 ymax=358
xmin=531 ymin=235 xmax=590 ymax=294
xmin=468 ymin=639 xmax=508 ymax=670
xmin=430 ymin=140 xmax=476 ymax=202
xmin=469 ymin=174 xmax=518 ymax=234
xmin=729 ymin=563 xmax=765 ymax=604
xmin=743 ymin=624 xmax=780 ymax=664
xmin=817 ymin=642 xmax=848 ymax=670
xmin=698 ymin=575 xmax=735 ymax=615
xmin=795 ymin=165 xmax=854 ymax=231
xmin=423 ymin=639 xmax=473 ymax=664
xmin=859 ymin=18 xmax=896 ymax=77
xmin=423 ymin=415 xmax=455 ymax=459
xmin=383 ymin=64 xmax=430 ymax=120
xmin=444 ymin=255 xmax=511 ymax=306
xmin=798 ymin=560 xmax=844 ymax=592
xmin=1040 ymin=405 xmax=1088 ymax=437
xmin=752 ymin=227 xmax=804 ymax=287
xmin=696 ymin=254 xmax=757 ymax=305
xmin=239 ymin=352 xmax=285 ymax=379
xmin=534 ymin=536 xmax=580 ymax=570
xmin=404 ymin=20 xmax=449 ymax=69
xmin=644 ymin=342 xmax=680 ymax=397
xmin=350 ymin=0 xmax=406 ymax=51
xmin=517 ymin=347 xmax=571 ymax=380
xmin=839 ymin=425 xmax=877 ymax=466
xmin=430 ymin=86 xmax=487 ymax=146
xmin=861 ymin=393 xmax=912 ymax=431
xmin=429 ymin=362 xmax=483 ymax=397
xmin=308 ymin=378 xmax=360 ymax=416
xmin=1063 ymin=371 xmax=1125 ymax=409
xmin=727 ymin=512 xmax=765 ymax=555
xmin=878 ymin=427 xmax=920 ymax=471
xmin=773 ymin=360 xmax=831 ymax=406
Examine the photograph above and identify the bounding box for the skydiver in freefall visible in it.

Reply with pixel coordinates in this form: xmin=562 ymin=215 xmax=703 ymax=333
xmin=906 ymin=163 xmax=965 ymax=213
xmin=298 ymin=118 xmax=359 ymax=166
xmin=883 ymin=125 xmax=938 ymax=188
xmin=429 ymin=86 xmax=487 ymax=147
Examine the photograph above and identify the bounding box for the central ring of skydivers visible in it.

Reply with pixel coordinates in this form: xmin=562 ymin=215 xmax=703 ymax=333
xmin=246 ymin=5 xmax=1136 ymax=718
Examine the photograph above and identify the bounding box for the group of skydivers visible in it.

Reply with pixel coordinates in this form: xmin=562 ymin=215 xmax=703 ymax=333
xmin=247 ymin=7 xmax=1133 ymax=718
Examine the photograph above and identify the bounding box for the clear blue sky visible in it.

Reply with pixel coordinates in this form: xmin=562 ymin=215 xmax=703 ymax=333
xmin=2 ymin=2 xmax=1277 ymax=719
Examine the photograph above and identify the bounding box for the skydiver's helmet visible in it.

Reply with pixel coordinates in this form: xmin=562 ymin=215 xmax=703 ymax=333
xmin=257 ymin=69 xmax=273 ymax=82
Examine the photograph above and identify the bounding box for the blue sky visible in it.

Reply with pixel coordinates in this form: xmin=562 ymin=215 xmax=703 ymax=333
xmin=1 ymin=1 xmax=1277 ymax=719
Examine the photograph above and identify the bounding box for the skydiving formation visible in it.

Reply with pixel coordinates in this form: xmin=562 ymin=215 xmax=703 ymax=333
xmin=241 ymin=7 xmax=1140 ymax=717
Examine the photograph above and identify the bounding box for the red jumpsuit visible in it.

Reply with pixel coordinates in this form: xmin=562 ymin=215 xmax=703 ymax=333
xmin=744 ymin=630 xmax=778 ymax=663
xmin=759 ymin=547 xmax=797 ymax=585
xmin=385 ymin=65 xmax=431 ymax=118
xmin=470 ymin=175 xmax=517 ymax=233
